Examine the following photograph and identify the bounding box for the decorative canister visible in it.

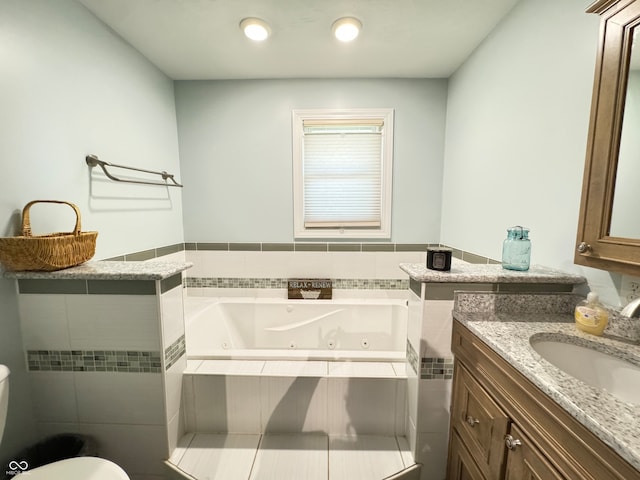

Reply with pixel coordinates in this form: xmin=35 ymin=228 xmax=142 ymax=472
xmin=426 ymin=247 xmax=452 ymax=271
xmin=502 ymin=226 xmax=531 ymax=271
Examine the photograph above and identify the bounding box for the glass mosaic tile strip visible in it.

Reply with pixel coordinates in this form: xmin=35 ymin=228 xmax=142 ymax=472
xmin=185 ymin=277 xmax=409 ymax=290
xmin=406 ymin=340 xmax=419 ymax=376
xmin=26 ymin=350 xmax=162 ymax=373
xmin=420 ymin=357 xmax=454 ymax=380
xmin=164 ymin=335 xmax=186 ymax=370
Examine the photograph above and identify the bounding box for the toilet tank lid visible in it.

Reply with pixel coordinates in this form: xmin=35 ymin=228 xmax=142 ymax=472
xmin=0 ymin=365 xmax=9 ymax=383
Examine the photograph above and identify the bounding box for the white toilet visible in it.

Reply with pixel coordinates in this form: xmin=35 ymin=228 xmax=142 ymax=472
xmin=0 ymin=365 xmax=130 ymax=479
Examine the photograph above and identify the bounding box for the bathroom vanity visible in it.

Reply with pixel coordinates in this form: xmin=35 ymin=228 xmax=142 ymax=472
xmin=399 ymin=261 xmax=586 ymax=480
xmin=448 ymin=292 xmax=640 ymax=480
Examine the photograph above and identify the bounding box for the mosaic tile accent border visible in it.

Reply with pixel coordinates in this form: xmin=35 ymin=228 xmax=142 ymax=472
xmin=406 ymin=340 xmax=419 ymax=376
xmin=165 ymin=335 xmax=186 ymax=370
xmin=185 ymin=277 xmax=409 ymax=290
xmin=27 ymin=350 xmax=162 ymax=373
xmin=421 ymin=357 xmax=454 ymax=380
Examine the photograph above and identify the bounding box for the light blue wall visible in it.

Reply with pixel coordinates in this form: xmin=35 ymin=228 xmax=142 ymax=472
xmin=440 ymin=0 xmax=637 ymax=305
xmin=175 ymin=79 xmax=447 ymax=243
xmin=0 ymin=0 xmax=183 ymax=462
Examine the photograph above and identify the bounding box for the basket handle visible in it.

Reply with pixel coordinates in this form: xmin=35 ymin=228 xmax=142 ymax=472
xmin=21 ymin=200 xmax=82 ymax=237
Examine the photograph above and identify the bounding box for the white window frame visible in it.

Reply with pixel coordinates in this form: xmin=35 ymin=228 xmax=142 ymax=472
xmin=292 ymin=108 xmax=394 ymax=239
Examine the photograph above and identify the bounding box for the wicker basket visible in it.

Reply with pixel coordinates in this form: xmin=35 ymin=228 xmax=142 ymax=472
xmin=0 ymin=200 xmax=98 ymax=272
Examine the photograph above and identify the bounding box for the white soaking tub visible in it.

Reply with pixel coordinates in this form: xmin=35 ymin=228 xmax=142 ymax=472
xmin=184 ymin=297 xmax=407 ymax=362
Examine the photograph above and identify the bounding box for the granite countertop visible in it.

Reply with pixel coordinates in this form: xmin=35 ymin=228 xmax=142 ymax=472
xmin=400 ymin=259 xmax=586 ymax=284
xmin=3 ymin=260 xmax=192 ymax=281
xmin=454 ymin=307 xmax=640 ymax=471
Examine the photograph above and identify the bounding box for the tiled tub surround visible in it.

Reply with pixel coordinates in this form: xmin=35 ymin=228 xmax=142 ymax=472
xmin=4 ymin=261 xmax=192 ymax=480
xmin=452 ymin=291 xmax=640 ymax=473
xmin=401 ymin=260 xmax=586 ymax=480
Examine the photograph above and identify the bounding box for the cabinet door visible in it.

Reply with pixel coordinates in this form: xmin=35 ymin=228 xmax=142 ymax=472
xmin=451 ymin=363 xmax=509 ymax=480
xmin=448 ymin=430 xmax=487 ymax=480
xmin=504 ymin=424 xmax=564 ymax=480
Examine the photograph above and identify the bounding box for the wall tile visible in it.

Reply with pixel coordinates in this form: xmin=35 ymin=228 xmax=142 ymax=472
xmin=66 ymin=295 xmax=160 ymax=351
xmin=327 ymin=378 xmax=398 ymax=435
xmin=18 ymin=294 xmax=70 ymax=350
xmin=417 ymin=379 xmax=451 ymax=433
xmin=165 ymin=356 xmax=187 ymax=422
xmin=421 ymin=300 xmax=455 ymax=357
xmin=166 ymin=409 xmax=185 ymax=465
xmin=87 ymin=280 xmax=156 ymax=295
xmin=75 ymin=372 xmax=164 ymax=425
xmin=193 ymin=375 xmax=261 ymax=433
xmin=18 ymin=279 xmax=87 ymax=294
xmin=29 ymin=372 xmax=78 ymax=423
xmin=414 ymin=431 xmax=449 ymax=480
xmin=260 ymin=376 xmax=327 ymax=433
xmin=77 ymin=423 xmax=168 ymax=476
xmin=161 ymin=284 xmax=185 ymax=348
xmin=182 ymin=375 xmax=196 ymax=433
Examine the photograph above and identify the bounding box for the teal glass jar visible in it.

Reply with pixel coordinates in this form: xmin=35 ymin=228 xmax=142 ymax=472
xmin=502 ymin=226 xmax=531 ymax=271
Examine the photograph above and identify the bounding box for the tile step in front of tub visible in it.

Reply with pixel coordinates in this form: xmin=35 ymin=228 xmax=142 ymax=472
xmin=185 ymin=359 xmax=408 ymax=378
xmin=165 ymin=433 xmax=421 ymax=480
xmin=182 ymin=360 xmax=408 ymax=437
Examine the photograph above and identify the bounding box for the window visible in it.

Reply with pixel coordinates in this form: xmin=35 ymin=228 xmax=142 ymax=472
xmin=292 ymin=108 xmax=394 ymax=239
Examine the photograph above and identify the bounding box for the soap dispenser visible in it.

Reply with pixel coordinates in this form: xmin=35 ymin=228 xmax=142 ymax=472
xmin=574 ymin=292 xmax=609 ymax=336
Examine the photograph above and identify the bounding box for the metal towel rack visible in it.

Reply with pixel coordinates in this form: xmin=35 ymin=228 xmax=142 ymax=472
xmin=85 ymin=154 xmax=183 ymax=187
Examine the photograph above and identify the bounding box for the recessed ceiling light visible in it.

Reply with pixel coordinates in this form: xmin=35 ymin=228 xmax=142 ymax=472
xmin=240 ymin=18 xmax=271 ymax=42
xmin=332 ymin=17 xmax=362 ymax=42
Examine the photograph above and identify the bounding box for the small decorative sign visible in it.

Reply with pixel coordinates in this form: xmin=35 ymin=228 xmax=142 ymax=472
xmin=288 ymin=279 xmax=332 ymax=300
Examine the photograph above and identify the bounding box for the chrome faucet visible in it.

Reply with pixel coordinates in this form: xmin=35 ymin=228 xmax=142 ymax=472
xmin=621 ymin=297 xmax=640 ymax=318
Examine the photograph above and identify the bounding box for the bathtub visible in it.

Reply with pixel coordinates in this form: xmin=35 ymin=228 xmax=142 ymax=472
xmin=184 ymin=297 xmax=407 ymax=362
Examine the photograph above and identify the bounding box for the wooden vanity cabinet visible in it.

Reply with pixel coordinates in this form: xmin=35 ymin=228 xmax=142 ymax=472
xmin=447 ymin=321 xmax=640 ymax=480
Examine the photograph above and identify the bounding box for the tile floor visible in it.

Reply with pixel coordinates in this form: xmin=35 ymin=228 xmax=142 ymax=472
xmin=169 ymin=432 xmax=415 ymax=480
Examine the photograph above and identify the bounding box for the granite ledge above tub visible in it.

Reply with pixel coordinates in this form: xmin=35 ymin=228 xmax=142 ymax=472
xmin=3 ymin=260 xmax=193 ymax=281
xmin=400 ymin=260 xmax=585 ymax=285
xmin=453 ymin=308 xmax=640 ymax=472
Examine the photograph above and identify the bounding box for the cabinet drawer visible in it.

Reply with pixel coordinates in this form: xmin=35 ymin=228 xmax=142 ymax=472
xmin=451 ymin=363 xmax=510 ymax=480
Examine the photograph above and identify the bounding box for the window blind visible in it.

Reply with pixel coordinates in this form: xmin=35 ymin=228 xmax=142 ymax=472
xmin=302 ymin=122 xmax=383 ymax=228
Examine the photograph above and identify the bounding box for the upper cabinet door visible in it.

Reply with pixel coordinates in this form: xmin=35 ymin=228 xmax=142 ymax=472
xmin=575 ymin=0 xmax=640 ymax=276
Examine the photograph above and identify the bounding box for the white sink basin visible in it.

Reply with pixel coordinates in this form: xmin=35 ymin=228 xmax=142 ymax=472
xmin=530 ymin=338 xmax=640 ymax=405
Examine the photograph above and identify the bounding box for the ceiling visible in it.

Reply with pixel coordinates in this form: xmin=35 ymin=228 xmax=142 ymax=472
xmin=77 ymin=0 xmax=521 ymax=81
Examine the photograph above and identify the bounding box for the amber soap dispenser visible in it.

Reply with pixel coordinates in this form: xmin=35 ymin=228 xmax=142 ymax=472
xmin=574 ymin=292 xmax=609 ymax=336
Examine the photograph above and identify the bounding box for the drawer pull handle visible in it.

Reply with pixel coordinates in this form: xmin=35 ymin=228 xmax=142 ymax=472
xmin=505 ymin=435 xmax=522 ymax=450
xmin=465 ymin=415 xmax=479 ymax=427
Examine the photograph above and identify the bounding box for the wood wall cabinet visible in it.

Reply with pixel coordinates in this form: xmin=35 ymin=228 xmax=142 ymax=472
xmin=447 ymin=321 xmax=640 ymax=480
